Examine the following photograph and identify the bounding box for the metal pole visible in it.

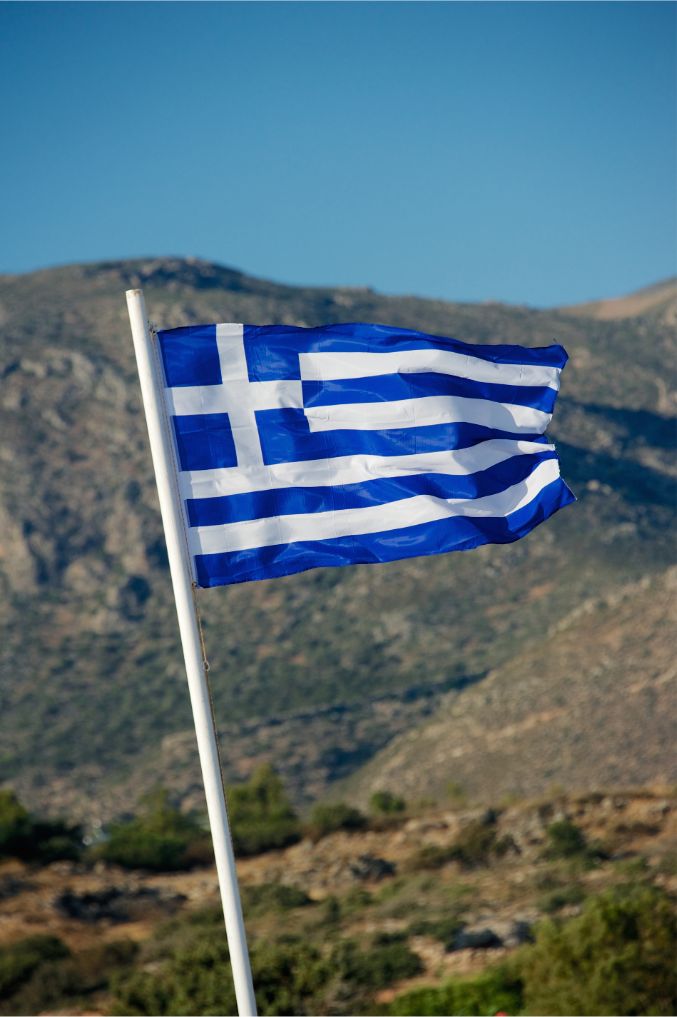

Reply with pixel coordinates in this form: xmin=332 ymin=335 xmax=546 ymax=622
xmin=126 ymin=288 xmax=257 ymax=1017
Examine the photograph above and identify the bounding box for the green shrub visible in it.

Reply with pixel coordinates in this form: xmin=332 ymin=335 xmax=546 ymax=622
xmin=306 ymin=802 xmax=367 ymax=841
xmin=0 ymin=935 xmax=70 ymax=1000
xmin=539 ymin=882 xmax=587 ymax=914
xmin=94 ymin=789 xmax=210 ymax=871
xmin=227 ymin=765 xmax=301 ymax=856
xmin=370 ymin=791 xmax=406 ymax=816
xmin=450 ymin=817 xmax=501 ymax=868
xmin=0 ymin=790 xmax=31 ymax=856
xmin=541 ymin=818 xmax=605 ymax=867
xmin=0 ymin=789 xmax=82 ymax=864
xmin=542 ymin=818 xmax=589 ymax=859
xmin=112 ymin=922 xmax=328 ymax=1016
xmin=1 ymin=938 xmax=138 ymax=1017
xmin=408 ymin=914 xmax=464 ymax=948
xmin=384 ymin=963 xmax=523 ymax=1016
xmin=331 ymin=935 xmax=423 ymax=992
xmin=407 ymin=842 xmax=458 ymax=870
xmin=520 ymin=884 xmax=677 ymax=1015
xmin=242 ymin=882 xmax=312 ymax=916
xmin=251 ymin=940 xmax=328 ymax=1016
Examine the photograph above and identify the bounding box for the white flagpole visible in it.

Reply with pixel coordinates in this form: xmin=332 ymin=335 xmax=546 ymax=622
xmin=126 ymin=288 xmax=257 ymax=1017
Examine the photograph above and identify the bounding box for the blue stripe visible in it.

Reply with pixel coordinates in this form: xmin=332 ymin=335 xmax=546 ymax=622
xmin=194 ymin=476 xmax=576 ymax=587
xmin=256 ymin=408 xmax=548 ymax=465
xmin=187 ymin=450 xmax=557 ymax=527
xmin=157 ymin=323 xmax=567 ymax=391
xmin=243 ymin=323 xmax=568 ymax=382
xmin=302 ymin=373 xmax=557 ymax=413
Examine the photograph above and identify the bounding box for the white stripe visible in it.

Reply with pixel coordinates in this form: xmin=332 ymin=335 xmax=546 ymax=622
xmin=213 ymin=323 xmax=265 ymax=467
xmin=305 ymin=394 xmax=550 ymax=434
xmin=166 ymin=379 xmax=303 ymax=416
xmin=300 ymin=348 xmax=561 ymax=389
xmin=189 ymin=457 xmax=561 ymax=556
xmin=178 ymin=439 xmax=553 ymax=500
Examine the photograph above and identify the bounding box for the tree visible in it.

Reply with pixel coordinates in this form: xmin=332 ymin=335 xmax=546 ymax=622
xmin=95 ymin=789 xmax=210 ymax=871
xmin=227 ymin=765 xmax=300 ymax=856
xmin=370 ymin=791 xmax=406 ymax=816
xmin=520 ymin=885 xmax=677 ymax=1015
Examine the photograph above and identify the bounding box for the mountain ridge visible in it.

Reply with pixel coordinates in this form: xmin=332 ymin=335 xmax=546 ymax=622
xmin=3 ymin=256 xmax=674 ymax=320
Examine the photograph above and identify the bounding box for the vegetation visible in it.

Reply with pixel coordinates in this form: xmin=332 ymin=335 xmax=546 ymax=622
xmin=0 ymin=789 xmax=82 ymax=864
xmin=0 ymin=935 xmax=70 ymax=1002
xmin=542 ymin=818 xmax=603 ymax=865
xmin=92 ymin=768 xmax=300 ymax=870
xmin=1 ymin=783 xmax=676 ymax=1017
xmin=0 ymin=936 xmax=137 ymax=1017
xmin=382 ymin=963 xmax=523 ymax=1016
xmin=408 ymin=913 xmax=465 ymax=949
xmin=538 ymin=881 xmax=587 ymax=914
xmin=408 ymin=814 xmax=513 ymax=871
xmin=92 ymin=789 xmax=211 ymax=871
xmin=370 ymin=791 xmax=406 ymax=816
xmin=385 ymin=884 xmax=677 ymax=1017
xmin=110 ymin=916 xmax=424 ymax=1017
xmin=242 ymin=882 xmax=312 ymax=916
xmin=519 ymin=885 xmax=677 ymax=1015
xmin=227 ymin=765 xmax=301 ymax=856
xmin=305 ymin=802 xmax=367 ymax=841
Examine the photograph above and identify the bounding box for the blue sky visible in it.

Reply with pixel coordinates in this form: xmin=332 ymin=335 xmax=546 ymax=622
xmin=1 ymin=1 xmax=675 ymax=305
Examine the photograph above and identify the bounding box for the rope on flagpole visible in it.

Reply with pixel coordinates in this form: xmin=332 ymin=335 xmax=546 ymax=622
xmin=191 ymin=582 xmax=211 ymax=673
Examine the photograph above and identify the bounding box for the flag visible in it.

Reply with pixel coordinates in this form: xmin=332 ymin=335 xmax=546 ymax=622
xmin=156 ymin=321 xmax=574 ymax=587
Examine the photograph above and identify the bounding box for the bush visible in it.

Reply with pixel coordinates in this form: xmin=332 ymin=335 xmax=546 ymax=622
xmin=112 ymin=918 xmax=328 ymax=1016
xmin=227 ymin=765 xmax=301 ymax=856
xmin=0 ymin=790 xmax=31 ymax=856
xmin=1 ymin=938 xmax=138 ymax=1017
xmin=384 ymin=963 xmax=523 ymax=1016
xmin=306 ymin=802 xmax=367 ymax=841
xmin=520 ymin=884 xmax=677 ymax=1016
xmin=94 ymin=789 xmax=211 ymax=871
xmin=331 ymin=935 xmax=423 ymax=992
xmin=0 ymin=789 xmax=82 ymax=864
xmin=242 ymin=882 xmax=312 ymax=916
xmin=408 ymin=914 xmax=464 ymax=948
xmin=251 ymin=940 xmax=328 ymax=1016
xmin=449 ymin=817 xmax=501 ymax=868
xmin=539 ymin=882 xmax=587 ymax=914
xmin=542 ymin=818 xmax=589 ymax=859
xmin=370 ymin=791 xmax=406 ymax=816
xmin=0 ymin=935 xmax=70 ymax=1001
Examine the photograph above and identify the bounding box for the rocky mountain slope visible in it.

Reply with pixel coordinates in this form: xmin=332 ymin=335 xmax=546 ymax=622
xmin=343 ymin=567 xmax=677 ymax=807
xmin=0 ymin=259 xmax=675 ymax=822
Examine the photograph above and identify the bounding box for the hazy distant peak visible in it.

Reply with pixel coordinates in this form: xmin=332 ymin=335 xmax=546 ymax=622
xmin=559 ymin=276 xmax=677 ymax=321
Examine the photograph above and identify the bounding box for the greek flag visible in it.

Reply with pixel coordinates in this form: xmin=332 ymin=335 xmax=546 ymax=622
xmin=157 ymin=322 xmax=574 ymax=587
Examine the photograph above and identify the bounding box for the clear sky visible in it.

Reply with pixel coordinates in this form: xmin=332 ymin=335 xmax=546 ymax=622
xmin=1 ymin=1 xmax=675 ymax=306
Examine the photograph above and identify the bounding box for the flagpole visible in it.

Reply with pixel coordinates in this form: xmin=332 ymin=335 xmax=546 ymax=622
xmin=126 ymin=288 xmax=257 ymax=1017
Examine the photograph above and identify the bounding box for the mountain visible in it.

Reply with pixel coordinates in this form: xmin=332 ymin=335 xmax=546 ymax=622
xmin=0 ymin=258 xmax=675 ymax=824
xmin=559 ymin=276 xmax=677 ymax=323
